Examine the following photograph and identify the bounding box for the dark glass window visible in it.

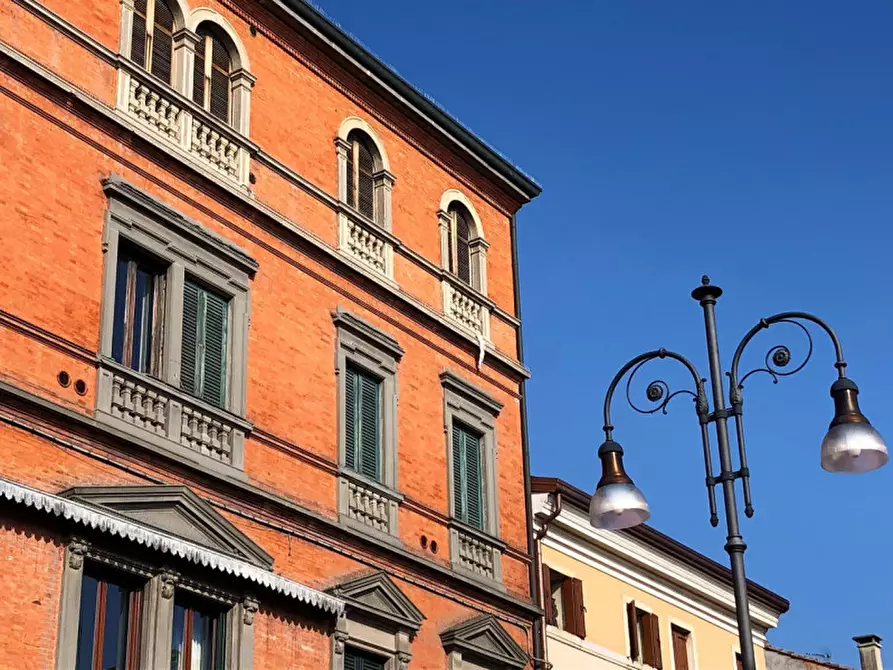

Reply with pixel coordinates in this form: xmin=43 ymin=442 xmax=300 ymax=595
xmin=170 ymin=596 xmax=226 ymax=670
xmin=111 ymin=242 xmax=166 ymax=375
xmin=75 ymin=567 xmax=143 ymax=670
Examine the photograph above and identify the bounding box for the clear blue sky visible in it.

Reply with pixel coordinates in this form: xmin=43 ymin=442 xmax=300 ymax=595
xmin=313 ymin=1 xmax=893 ymax=665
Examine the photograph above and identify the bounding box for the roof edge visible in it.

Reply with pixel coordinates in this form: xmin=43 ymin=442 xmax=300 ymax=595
xmin=531 ymin=476 xmax=790 ymax=615
xmin=272 ymin=0 xmax=542 ymax=202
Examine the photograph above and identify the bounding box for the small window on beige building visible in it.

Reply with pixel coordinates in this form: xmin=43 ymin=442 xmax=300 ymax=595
xmin=627 ymin=600 xmax=663 ymax=668
xmin=672 ymin=625 xmax=691 ymax=670
xmin=542 ymin=565 xmax=586 ymax=638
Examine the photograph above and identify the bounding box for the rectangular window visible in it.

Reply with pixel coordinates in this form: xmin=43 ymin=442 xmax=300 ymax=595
xmin=736 ymin=653 xmax=743 ymax=670
xmin=75 ymin=567 xmax=143 ymax=670
xmin=543 ymin=566 xmax=586 ymax=638
xmin=452 ymin=420 xmax=484 ymax=529
xmin=112 ymin=243 xmax=166 ymax=375
xmin=672 ymin=626 xmax=690 ymax=670
xmin=344 ymin=647 xmax=386 ymax=670
xmin=627 ymin=601 xmax=662 ymax=668
xmin=181 ymin=279 xmax=229 ymax=407
xmin=170 ymin=595 xmax=226 ymax=670
xmin=344 ymin=364 xmax=382 ymax=481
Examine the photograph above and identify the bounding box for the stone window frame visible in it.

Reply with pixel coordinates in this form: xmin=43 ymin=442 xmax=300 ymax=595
xmin=333 ymin=308 xmax=404 ymax=541
xmin=116 ymin=0 xmax=255 ymax=136
xmin=441 ymin=371 xmax=505 ymax=585
xmin=329 ymin=572 xmax=423 ymax=670
xmin=438 ymin=189 xmax=489 ymax=296
xmin=96 ymin=175 xmax=256 ymax=471
xmin=335 ymin=117 xmax=396 ymax=231
xmin=56 ymin=539 xmax=258 ymax=670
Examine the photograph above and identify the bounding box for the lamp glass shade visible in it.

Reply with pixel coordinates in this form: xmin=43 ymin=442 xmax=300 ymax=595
xmin=589 ymin=482 xmax=650 ymax=530
xmin=821 ymin=422 xmax=888 ymax=473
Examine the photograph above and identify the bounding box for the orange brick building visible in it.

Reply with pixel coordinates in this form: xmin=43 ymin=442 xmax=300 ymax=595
xmin=0 ymin=0 xmax=541 ymax=668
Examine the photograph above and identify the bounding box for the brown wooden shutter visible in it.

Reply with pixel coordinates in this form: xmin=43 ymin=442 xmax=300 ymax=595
xmin=567 ymin=578 xmax=586 ymax=638
xmin=130 ymin=0 xmax=148 ymax=67
xmin=541 ymin=564 xmax=554 ymax=627
xmin=646 ymin=613 xmax=663 ymax=669
xmin=672 ymin=627 xmax=689 ymax=670
xmin=150 ymin=0 xmax=174 ymax=84
xmin=627 ymin=601 xmax=639 ymax=661
xmin=357 ymin=139 xmax=375 ymax=220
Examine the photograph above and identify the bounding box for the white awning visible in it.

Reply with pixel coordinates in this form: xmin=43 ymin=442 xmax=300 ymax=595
xmin=0 ymin=476 xmax=343 ymax=615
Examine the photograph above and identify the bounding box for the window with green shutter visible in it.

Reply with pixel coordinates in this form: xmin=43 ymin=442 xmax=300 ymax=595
xmin=343 ymin=647 xmax=385 ymax=670
xmin=452 ymin=420 xmax=484 ymax=530
xmin=181 ymin=279 xmax=229 ymax=408
xmin=344 ymin=364 xmax=382 ymax=481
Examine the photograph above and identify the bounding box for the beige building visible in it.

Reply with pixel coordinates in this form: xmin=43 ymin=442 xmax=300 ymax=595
xmin=532 ymin=477 xmax=790 ymax=670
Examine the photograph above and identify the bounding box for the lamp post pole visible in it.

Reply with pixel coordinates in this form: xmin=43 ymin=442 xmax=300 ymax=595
xmin=693 ymin=280 xmax=756 ymax=670
xmin=588 ymin=276 xmax=888 ymax=670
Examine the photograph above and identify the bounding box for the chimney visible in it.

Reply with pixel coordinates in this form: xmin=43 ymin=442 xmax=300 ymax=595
xmin=854 ymin=635 xmax=883 ymax=670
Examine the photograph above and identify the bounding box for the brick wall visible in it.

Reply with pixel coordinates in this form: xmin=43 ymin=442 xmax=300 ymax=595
xmin=0 ymin=0 xmax=537 ymax=667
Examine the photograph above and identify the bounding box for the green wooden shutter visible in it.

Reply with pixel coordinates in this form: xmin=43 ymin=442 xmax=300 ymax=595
xmin=344 ymin=365 xmax=381 ymax=481
xmin=344 ymin=649 xmax=383 ymax=670
xmin=452 ymin=422 xmax=464 ymax=520
xmin=453 ymin=422 xmax=484 ymax=529
xmin=201 ymin=290 xmax=228 ymax=407
xmin=181 ymin=280 xmax=200 ymax=396
xmin=344 ymin=366 xmax=358 ymax=471
xmin=358 ymin=373 xmax=380 ymax=480
xmin=464 ymin=430 xmax=483 ymax=529
xmin=180 ymin=279 xmax=228 ymax=408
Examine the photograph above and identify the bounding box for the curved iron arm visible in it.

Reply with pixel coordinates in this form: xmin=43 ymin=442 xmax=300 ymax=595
xmin=729 ymin=311 xmax=847 ymax=390
xmin=602 ymin=348 xmax=720 ymax=525
xmin=602 ymin=348 xmax=706 ymax=438
xmin=725 ymin=311 xmax=846 ymax=520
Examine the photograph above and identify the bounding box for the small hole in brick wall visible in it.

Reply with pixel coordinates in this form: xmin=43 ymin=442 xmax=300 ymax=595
xmin=419 ymin=535 xmax=428 ymax=549
xmin=430 ymin=540 xmax=438 ymax=554
xmin=74 ymin=379 xmax=87 ymax=396
xmin=57 ymin=371 xmax=71 ymax=388
xmin=250 ymin=25 xmax=258 ymax=37
xmin=249 ymin=172 xmax=257 ymax=185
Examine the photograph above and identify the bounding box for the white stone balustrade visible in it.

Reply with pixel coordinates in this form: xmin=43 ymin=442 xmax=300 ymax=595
xmin=347 ymin=479 xmax=391 ymax=533
xmin=456 ymin=529 xmax=497 ymax=580
xmin=443 ymin=281 xmax=490 ymax=339
xmin=345 ymin=217 xmax=388 ymax=274
xmin=98 ymin=362 xmax=246 ymax=469
xmin=120 ymin=67 xmax=249 ymax=186
xmin=128 ymin=78 xmax=182 ymax=141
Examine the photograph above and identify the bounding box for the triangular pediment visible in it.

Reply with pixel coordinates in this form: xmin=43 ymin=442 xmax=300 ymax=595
xmin=441 ymin=614 xmax=528 ymax=668
xmin=60 ymin=485 xmax=273 ymax=569
xmin=327 ymin=571 xmax=424 ymax=631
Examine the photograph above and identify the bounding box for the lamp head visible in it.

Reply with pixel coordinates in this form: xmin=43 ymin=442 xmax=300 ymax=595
xmin=589 ymin=439 xmax=650 ymax=530
xmin=821 ymin=378 xmax=888 ymax=473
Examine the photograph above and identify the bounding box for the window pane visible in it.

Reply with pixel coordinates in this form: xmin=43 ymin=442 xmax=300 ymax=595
xmin=100 ymin=582 xmax=130 ymax=670
xmin=171 ymin=604 xmax=186 ymax=670
xmin=132 ymin=266 xmax=155 ymax=374
xmin=75 ymin=574 xmax=100 ymax=670
xmin=111 ymin=256 xmax=130 ymax=365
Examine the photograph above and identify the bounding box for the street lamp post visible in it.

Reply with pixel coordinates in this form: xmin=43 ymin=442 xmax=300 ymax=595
xmin=589 ymin=277 xmax=888 ymax=670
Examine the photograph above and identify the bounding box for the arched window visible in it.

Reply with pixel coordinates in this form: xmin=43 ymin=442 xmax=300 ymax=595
xmin=448 ymin=203 xmax=473 ymax=285
xmin=192 ymin=25 xmax=233 ymax=124
xmin=130 ymin=0 xmax=175 ymax=84
xmin=346 ymin=130 xmax=376 ymax=221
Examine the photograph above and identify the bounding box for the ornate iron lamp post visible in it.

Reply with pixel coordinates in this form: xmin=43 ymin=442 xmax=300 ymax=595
xmin=590 ymin=276 xmax=888 ymax=670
